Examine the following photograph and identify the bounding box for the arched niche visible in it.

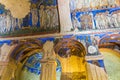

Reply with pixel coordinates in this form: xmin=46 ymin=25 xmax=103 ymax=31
xmin=54 ymin=38 xmax=87 ymax=80
xmin=1 ymin=39 xmax=43 ymax=80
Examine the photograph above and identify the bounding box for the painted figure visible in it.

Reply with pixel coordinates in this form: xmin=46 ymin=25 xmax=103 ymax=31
xmin=101 ymin=12 xmax=109 ymax=29
xmin=0 ymin=14 xmax=4 ymax=33
xmin=39 ymin=5 xmax=45 ymax=29
xmin=98 ymin=13 xmax=105 ymax=29
xmin=45 ymin=6 xmax=52 ymax=28
xmin=17 ymin=19 xmax=23 ymax=29
xmin=111 ymin=13 xmax=119 ymax=28
xmin=106 ymin=13 xmax=112 ymax=28
xmin=103 ymin=12 xmax=110 ymax=29
xmin=95 ymin=13 xmax=101 ymax=29
xmin=81 ymin=14 xmax=93 ymax=30
xmin=80 ymin=14 xmax=86 ymax=30
xmin=116 ymin=11 xmax=120 ymax=27
xmin=2 ymin=14 xmax=7 ymax=33
xmin=11 ymin=17 xmax=17 ymax=31
xmin=6 ymin=12 xmax=11 ymax=32
xmin=52 ymin=6 xmax=59 ymax=28
xmin=72 ymin=13 xmax=81 ymax=31
xmin=88 ymin=13 xmax=94 ymax=29
xmin=31 ymin=9 xmax=38 ymax=27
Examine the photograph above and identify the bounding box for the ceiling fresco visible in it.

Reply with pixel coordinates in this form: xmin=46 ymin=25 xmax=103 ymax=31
xmin=0 ymin=0 xmax=59 ymax=37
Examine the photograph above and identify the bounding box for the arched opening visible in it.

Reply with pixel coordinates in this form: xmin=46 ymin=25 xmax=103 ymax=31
xmin=99 ymin=34 xmax=120 ymax=50
xmin=20 ymin=53 xmax=62 ymax=80
xmin=20 ymin=52 xmax=43 ymax=80
xmin=1 ymin=39 xmax=63 ymax=80
xmin=0 ymin=39 xmax=43 ymax=80
xmin=99 ymin=34 xmax=120 ymax=80
xmin=54 ymin=38 xmax=87 ymax=80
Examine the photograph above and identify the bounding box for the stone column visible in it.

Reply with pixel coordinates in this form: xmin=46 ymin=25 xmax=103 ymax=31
xmin=57 ymin=0 xmax=73 ymax=32
xmin=40 ymin=41 xmax=56 ymax=80
xmin=40 ymin=60 xmax=56 ymax=80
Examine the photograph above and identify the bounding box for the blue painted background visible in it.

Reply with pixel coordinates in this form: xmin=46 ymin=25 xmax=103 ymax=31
xmin=0 ymin=0 xmax=59 ymax=37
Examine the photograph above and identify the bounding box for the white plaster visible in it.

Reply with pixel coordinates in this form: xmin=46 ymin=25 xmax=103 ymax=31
xmin=58 ymin=0 xmax=73 ymax=32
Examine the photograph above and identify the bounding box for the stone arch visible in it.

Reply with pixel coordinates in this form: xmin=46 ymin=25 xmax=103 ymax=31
xmin=1 ymin=39 xmax=43 ymax=80
xmin=98 ymin=33 xmax=120 ymax=48
xmin=10 ymin=40 xmax=42 ymax=61
xmin=54 ymin=38 xmax=87 ymax=80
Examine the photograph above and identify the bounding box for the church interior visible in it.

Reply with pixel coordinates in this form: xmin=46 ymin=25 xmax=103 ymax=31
xmin=0 ymin=0 xmax=120 ymax=80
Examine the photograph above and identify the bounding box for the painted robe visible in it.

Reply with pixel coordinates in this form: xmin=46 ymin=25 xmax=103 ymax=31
xmin=31 ymin=9 xmax=38 ymax=27
xmin=39 ymin=6 xmax=47 ymax=29
xmin=117 ymin=12 xmax=120 ymax=27
xmin=6 ymin=13 xmax=11 ymax=32
xmin=52 ymin=6 xmax=59 ymax=28
xmin=111 ymin=13 xmax=119 ymax=28
xmin=95 ymin=14 xmax=101 ymax=29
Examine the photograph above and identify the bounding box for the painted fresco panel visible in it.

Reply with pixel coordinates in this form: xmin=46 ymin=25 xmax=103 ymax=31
xmin=0 ymin=0 xmax=60 ymax=37
xmin=70 ymin=0 xmax=120 ymax=32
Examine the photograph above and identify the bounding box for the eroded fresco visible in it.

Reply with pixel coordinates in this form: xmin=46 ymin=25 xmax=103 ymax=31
xmin=70 ymin=0 xmax=120 ymax=31
xmin=0 ymin=0 xmax=59 ymax=37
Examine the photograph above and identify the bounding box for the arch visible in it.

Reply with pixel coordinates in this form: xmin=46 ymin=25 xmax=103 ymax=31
xmin=99 ymin=34 xmax=120 ymax=44
xmin=0 ymin=39 xmax=43 ymax=80
xmin=98 ymin=33 xmax=120 ymax=48
xmin=54 ymin=38 xmax=87 ymax=80
xmin=54 ymin=38 xmax=86 ymax=57
xmin=10 ymin=39 xmax=43 ymax=62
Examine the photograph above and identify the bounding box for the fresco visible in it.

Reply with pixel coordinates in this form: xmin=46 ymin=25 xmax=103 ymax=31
xmin=0 ymin=0 xmax=59 ymax=37
xmin=70 ymin=0 xmax=120 ymax=32
xmin=0 ymin=31 xmax=119 ymax=80
xmin=23 ymin=53 xmax=61 ymax=75
xmin=0 ymin=32 xmax=120 ymax=57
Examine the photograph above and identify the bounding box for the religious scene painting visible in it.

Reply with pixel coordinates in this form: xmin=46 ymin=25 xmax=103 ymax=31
xmin=0 ymin=0 xmax=59 ymax=37
xmin=70 ymin=0 xmax=120 ymax=32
